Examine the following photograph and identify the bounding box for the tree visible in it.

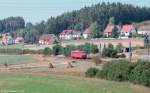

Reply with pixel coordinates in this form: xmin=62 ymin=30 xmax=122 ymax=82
xmin=109 ymin=17 xmax=115 ymax=25
xmin=52 ymin=44 xmax=63 ymax=56
xmin=112 ymin=26 xmax=119 ymax=38
xmin=116 ymin=43 xmax=123 ymax=53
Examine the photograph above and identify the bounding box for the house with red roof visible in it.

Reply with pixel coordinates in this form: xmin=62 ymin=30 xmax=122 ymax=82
xmin=39 ymin=34 xmax=58 ymax=45
xmin=138 ymin=25 xmax=150 ymax=35
xmin=15 ymin=37 xmax=24 ymax=44
xmin=59 ymin=30 xmax=81 ymax=40
xmin=120 ymin=25 xmax=136 ymax=38
xmin=104 ymin=25 xmax=115 ymax=37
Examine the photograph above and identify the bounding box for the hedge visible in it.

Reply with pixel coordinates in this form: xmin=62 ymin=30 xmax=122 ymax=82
xmin=85 ymin=60 xmax=150 ymax=87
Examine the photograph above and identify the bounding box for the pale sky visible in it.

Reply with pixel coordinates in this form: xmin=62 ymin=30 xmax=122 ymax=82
xmin=0 ymin=0 xmax=149 ymax=23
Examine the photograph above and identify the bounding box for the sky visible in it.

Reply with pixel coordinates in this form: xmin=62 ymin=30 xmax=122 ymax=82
xmin=0 ymin=0 xmax=149 ymax=23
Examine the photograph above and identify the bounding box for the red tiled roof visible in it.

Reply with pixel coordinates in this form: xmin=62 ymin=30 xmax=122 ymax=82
xmin=104 ymin=25 xmax=114 ymax=33
xmin=138 ymin=25 xmax=150 ymax=31
xmin=121 ymin=25 xmax=133 ymax=33
xmin=60 ymin=30 xmax=81 ymax=35
xmin=39 ymin=34 xmax=56 ymax=41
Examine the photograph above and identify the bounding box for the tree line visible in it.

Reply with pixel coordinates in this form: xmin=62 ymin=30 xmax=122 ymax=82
xmin=0 ymin=17 xmax=25 ymax=33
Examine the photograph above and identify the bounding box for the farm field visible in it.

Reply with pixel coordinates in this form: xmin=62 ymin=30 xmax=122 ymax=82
xmin=0 ymin=71 xmax=149 ymax=93
xmin=0 ymin=55 xmax=38 ymax=64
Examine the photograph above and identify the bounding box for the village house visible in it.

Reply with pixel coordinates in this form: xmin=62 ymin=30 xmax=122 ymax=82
xmin=15 ymin=37 xmax=24 ymax=44
xmin=120 ymin=25 xmax=136 ymax=38
xmin=137 ymin=25 xmax=150 ymax=35
xmin=83 ymin=28 xmax=93 ymax=39
xmin=1 ymin=33 xmax=14 ymax=45
xmin=104 ymin=25 xmax=115 ymax=37
xmin=39 ymin=34 xmax=58 ymax=45
xmin=59 ymin=30 xmax=81 ymax=40
xmin=104 ymin=25 xmax=121 ymax=38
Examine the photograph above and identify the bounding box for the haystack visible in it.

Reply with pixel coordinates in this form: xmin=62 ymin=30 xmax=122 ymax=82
xmin=48 ymin=63 xmax=54 ymax=69
xmin=66 ymin=62 xmax=73 ymax=68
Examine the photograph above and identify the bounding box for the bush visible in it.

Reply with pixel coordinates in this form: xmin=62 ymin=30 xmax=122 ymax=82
xmin=87 ymin=60 xmax=150 ymax=87
xmin=102 ymin=43 xmax=118 ymax=58
xmin=96 ymin=70 xmax=105 ymax=79
xmin=42 ymin=47 xmax=52 ymax=55
xmin=85 ymin=67 xmax=99 ymax=78
xmin=52 ymin=44 xmax=64 ymax=56
xmin=116 ymin=43 xmax=123 ymax=53
xmin=63 ymin=45 xmax=77 ymax=56
xmin=78 ymin=43 xmax=99 ymax=54
xmin=102 ymin=60 xmax=132 ymax=81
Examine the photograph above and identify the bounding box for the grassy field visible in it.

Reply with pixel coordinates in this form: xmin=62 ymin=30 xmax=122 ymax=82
xmin=0 ymin=55 xmax=38 ymax=64
xmin=0 ymin=72 xmax=141 ymax=93
xmin=136 ymin=49 xmax=148 ymax=55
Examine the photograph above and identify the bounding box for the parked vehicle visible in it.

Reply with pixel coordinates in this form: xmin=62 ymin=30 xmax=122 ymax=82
xmin=71 ymin=50 xmax=87 ymax=59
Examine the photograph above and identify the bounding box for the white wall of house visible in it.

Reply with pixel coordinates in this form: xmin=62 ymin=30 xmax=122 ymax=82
xmin=60 ymin=34 xmax=81 ymax=40
xmin=138 ymin=30 xmax=150 ymax=35
xmin=121 ymin=28 xmax=136 ymax=37
xmin=7 ymin=39 xmax=14 ymax=45
xmin=83 ymin=34 xmax=88 ymax=39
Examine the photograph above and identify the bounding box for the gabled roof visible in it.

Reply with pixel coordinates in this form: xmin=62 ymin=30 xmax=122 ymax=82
xmin=104 ymin=25 xmax=114 ymax=33
xmin=121 ymin=25 xmax=133 ymax=33
xmin=16 ymin=37 xmax=24 ymax=40
xmin=138 ymin=25 xmax=150 ymax=31
xmin=60 ymin=30 xmax=81 ymax=35
xmin=39 ymin=34 xmax=56 ymax=41
xmin=83 ymin=28 xmax=92 ymax=34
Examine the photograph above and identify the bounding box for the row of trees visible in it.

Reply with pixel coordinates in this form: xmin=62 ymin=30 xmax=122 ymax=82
xmin=43 ymin=43 xmax=99 ymax=56
xmin=0 ymin=17 xmax=25 ymax=33
xmin=86 ymin=60 xmax=150 ymax=87
xmin=0 ymin=43 xmax=99 ymax=56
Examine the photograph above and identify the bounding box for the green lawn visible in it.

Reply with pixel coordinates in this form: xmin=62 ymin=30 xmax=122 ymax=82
xmin=0 ymin=55 xmax=38 ymax=64
xmin=0 ymin=72 xmax=139 ymax=93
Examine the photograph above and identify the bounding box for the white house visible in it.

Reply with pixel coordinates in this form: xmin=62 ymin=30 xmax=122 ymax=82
xmin=137 ymin=25 xmax=150 ymax=35
xmin=59 ymin=30 xmax=81 ymax=40
xmin=39 ymin=34 xmax=58 ymax=45
xmin=2 ymin=33 xmax=14 ymax=45
xmin=120 ymin=25 xmax=136 ymax=38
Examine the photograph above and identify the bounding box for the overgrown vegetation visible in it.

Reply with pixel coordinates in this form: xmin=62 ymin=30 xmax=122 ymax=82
xmin=0 ymin=43 xmax=99 ymax=56
xmin=86 ymin=60 xmax=150 ymax=87
xmin=102 ymin=43 xmax=118 ymax=58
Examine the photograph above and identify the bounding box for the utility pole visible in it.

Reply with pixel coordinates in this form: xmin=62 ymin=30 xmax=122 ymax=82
xmin=129 ymin=41 xmax=132 ymax=62
xmin=99 ymin=43 xmax=102 ymax=55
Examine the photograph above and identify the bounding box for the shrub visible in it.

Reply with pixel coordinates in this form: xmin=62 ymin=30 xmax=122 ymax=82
xmin=85 ymin=67 xmax=99 ymax=78
xmin=96 ymin=70 xmax=105 ymax=79
xmin=42 ymin=47 xmax=52 ymax=55
xmin=116 ymin=43 xmax=123 ymax=53
xmin=78 ymin=43 xmax=99 ymax=54
xmin=63 ymin=45 xmax=77 ymax=56
xmin=87 ymin=59 xmax=150 ymax=87
xmin=102 ymin=43 xmax=118 ymax=58
xmin=52 ymin=44 xmax=63 ymax=56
